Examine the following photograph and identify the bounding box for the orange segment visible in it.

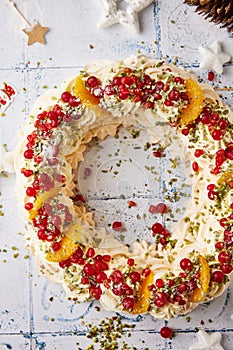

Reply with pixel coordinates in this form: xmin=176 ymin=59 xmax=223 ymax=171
xmin=69 ymin=76 xmax=100 ymax=107
xmin=29 ymin=187 xmax=59 ymax=220
xmin=218 ymin=171 xmax=233 ymax=189
xmin=132 ymin=270 xmax=154 ymax=314
xmin=46 ymin=236 xmax=78 ymax=262
xmin=46 ymin=223 xmax=81 ymax=262
xmin=181 ymin=79 xmax=204 ymax=125
xmin=199 ymin=255 xmax=210 ymax=293
xmin=191 ymin=286 xmax=203 ymax=302
xmin=191 ymin=255 xmax=210 ymax=302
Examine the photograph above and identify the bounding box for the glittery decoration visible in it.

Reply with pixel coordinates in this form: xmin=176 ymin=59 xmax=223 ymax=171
xmin=98 ymin=0 xmax=154 ymax=32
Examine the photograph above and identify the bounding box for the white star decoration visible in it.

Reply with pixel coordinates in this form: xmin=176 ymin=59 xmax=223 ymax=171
xmin=98 ymin=0 xmax=154 ymax=32
xmin=189 ymin=330 xmax=224 ymax=350
xmin=198 ymin=41 xmax=230 ymax=75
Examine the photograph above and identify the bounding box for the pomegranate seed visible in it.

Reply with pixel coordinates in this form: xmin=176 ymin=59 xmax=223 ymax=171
xmin=26 ymin=187 xmax=37 ymax=197
xmin=143 ymin=74 xmax=151 ymax=85
xmin=48 ymin=157 xmax=59 ymax=166
xmin=118 ymin=88 xmax=129 ymax=100
xmin=86 ymin=247 xmax=95 ymax=258
xmin=96 ymin=271 xmax=107 ymax=283
xmin=168 ymin=279 xmax=175 ymax=287
xmin=192 ymin=161 xmax=199 ymax=172
xmin=128 ymin=200 xmax=136 ymax=208
xmin=215 ymin=241 xmax=225 ymax=250
xmin=22 ymin=169 xmax=34 ymax=177
xmin=112 ymin=221 xmax=123 ymax=232
xmin=92 ymin=86 xmax=103 ymax=98
xmin=52 ymin=242 xmax=61 ymax=251
xmin=221 ymin=263 xmax=233 ymax=274
xmin=134 ymin=87 xmax=142 ymax=96
xmin=155 ymin=81 xmax=164 ymax=91
xmin=24 ymin=202 xmax=33 ymax=210
xmin=207 ymin=184 xmax=215 ymax=191
xmin=174 ymin=77 xmax=184 ymax=84
xmin=200 ymin=113 xmax=210 ymax=124
xmin=122 ymin=297 xmax=134 ymax=310
xmin=181 ymin=128 xmax=190 ymax=136
xmin=153 ymin=151 xmax=163 ymax=159
xmin=180 ymin=258 xmax=193 ymax=271
xmin=159 ymin=237 xmax=167 ymax=245
xmin=164 ymin=99 xmax=173 ymax=107
xmin=208 ymin=190 xmax=217 ymax=200
xmin=111 ymin=270 xmax=123 ymax=284
xmin=154 ymin=293 xmax=167 ymax=307
xmin=152 ymin=222 xmax=164 ymax=234
xmin=168 ymin=89 xmax=180 ymax=101
xmin=212 ymin=129 xmax=223 ymax=140
xmin=81 ymin=276 xmax=89 ymax=284
xmin=180 ymin=92 xmax=189 ymax=100
xmin=134 ymin=96 xmax=142 ymax=103
xmin=51 ymin=215 xmax=62 ymax=227
xmin=208 ymin=71 xmax=215 ymax=81
xmin=59 ymin=259 xmax=71 ymax=269
xmin=160 ymin=326 xmax=173 ymax=339
xmin=144 ymin=101 xmax=154 ymax=109
xmin=102 ymin=254 xmax=111 ymax=262
xmin=219 ymin=218 xmax=228 ymax=227
xmin=215 ymin=152 xmax=226 ymax=167
xmin=127 ymin=258 xmax=135 ymax=266
xmin=90 ymin=286 xmax=102 ymax=300
xmin=218 ymin=119 xmax=228 ymax=130
xmin=194 ymin=149 xmax=204 ymax=157
xmin=156 ymin=278 xmax=164 ymax=288
xmin=104 ymin=84 xmax=115 ymax=96
xmin=212 ymin=270 xmax=224 ymax=283
xmin=86 ymin=76 xmax=99 ymax=88
xmin=149 ymin=204 xmax=157 ymax=214
xmin=218 ymin=251 xmax=231 ymax=263
xmin=83 ymin=263 xmax=94 ymax=276
xmin=210 ymin=113 xmax=220 ymax=125
xmin=155 ymin=203 xmax=167 ymax=214
xmin=112 ymin=76 xmax=122 ymax=86
xmin=69 ymin=96 xmax=80 ymax=107
xmin=56 ymin=174 xmax=66 ymax=183
xmin=225 ymin=145 xmax=233 ymax=160
xmin=142 ymin=268 xmax=151 ymax=277
xmin=161 ymin=230 xmax=170 ymax=237
xmin=24 ymin=149 xmax=34 ymax=159
xmin=61 ymin=91 xmax=72 ymax=102
xmin=70 ymin=247 xmax=84 ymax=263
xmin=130 ymin=271 xmax=141 ymax=283
xmin=121 ymin=76 xmax=133 ymax=86
xmin=37 ymin=229 xmax=47 ymax=240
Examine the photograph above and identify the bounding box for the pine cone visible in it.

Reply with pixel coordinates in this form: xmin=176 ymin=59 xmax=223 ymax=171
xmin=184 ymin=0 xmax=233 ymax=33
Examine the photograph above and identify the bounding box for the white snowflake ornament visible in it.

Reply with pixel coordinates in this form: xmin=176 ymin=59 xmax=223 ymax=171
xmin=198 ymin=41 xmax=230 ymax=74
xmin=189 ymin=330 xmax=224 ymax=350
xmin=98 ymin=0 xmax=154 ymax=32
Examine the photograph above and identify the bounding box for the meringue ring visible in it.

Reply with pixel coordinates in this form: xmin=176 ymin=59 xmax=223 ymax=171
xmin=16 ymin=55 xmax=233 ymax=318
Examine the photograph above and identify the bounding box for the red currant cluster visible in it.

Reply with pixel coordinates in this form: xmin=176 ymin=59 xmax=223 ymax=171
xmin=199 ymin=107 xmax=229 ymax=140
xmin=85 ymin=68 xmax=188 ymax=110
xmin=211 ymin=143 xmax=233 ymax=175
xmin=148 ymin=258 xmax=198 ymax=308
xmin=151 ymin=222 xmax=171 ymax=246
xmin=60 ymin=247 xmax=111 ymax=301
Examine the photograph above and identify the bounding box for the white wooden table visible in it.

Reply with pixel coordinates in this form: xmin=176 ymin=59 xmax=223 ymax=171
xmin=0 ymin=1 xmax=233 ymax=349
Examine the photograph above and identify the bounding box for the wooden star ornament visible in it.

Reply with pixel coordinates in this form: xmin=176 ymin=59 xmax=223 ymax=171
xmin=23 ymin=22 xmax=49 ymax=46
xmin=8 ymin=1 xmax=49 ymax=46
